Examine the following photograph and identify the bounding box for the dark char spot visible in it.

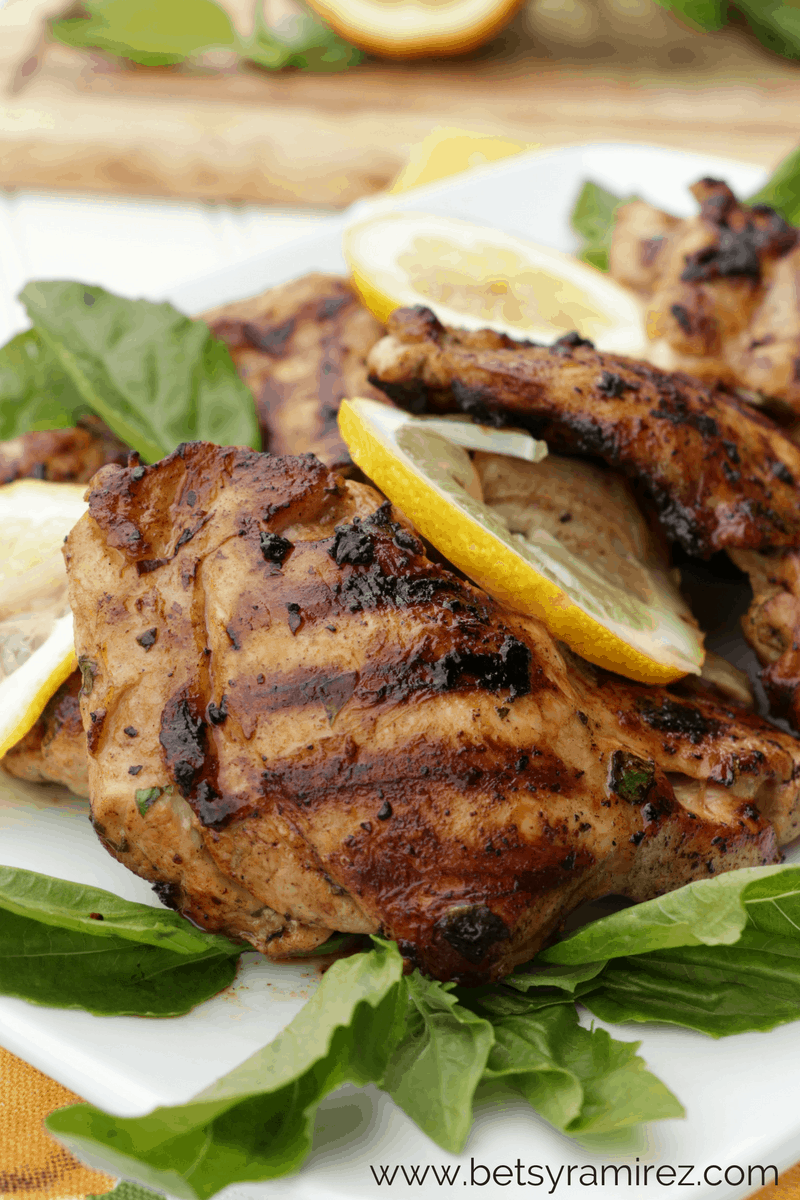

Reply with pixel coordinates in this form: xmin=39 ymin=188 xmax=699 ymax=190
xmin=159 ymin=694 xmax=207 ymax=797
xmin=329 ymin=521 xmax=374 ymax=566
xmin=435 ymin=905 xmax=510 ymax=964
xmin=639 ymin=697 xmax=723 ymax=745
xmin=260 ymin=531 xmax=293 ymax=564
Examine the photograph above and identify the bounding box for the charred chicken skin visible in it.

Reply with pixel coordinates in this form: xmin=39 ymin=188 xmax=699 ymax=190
xmin=367 ymin=306 xmax=800 ymax=559
xmin=64 ymin=443 xmax=800 ymax=984
xmin=609 ymin=179 xmax=800 ymax=411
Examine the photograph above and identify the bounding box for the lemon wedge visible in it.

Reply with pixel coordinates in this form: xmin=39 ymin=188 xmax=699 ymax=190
xmin=0 ymin=480 xmax=88 ymax=759
xmin=344 ymin=212 xmax=647 ymax=356
xmin=305 ymin=0 xmax=523 ymax=58
xmin=338 ymin=397 xmax=704 ymax=684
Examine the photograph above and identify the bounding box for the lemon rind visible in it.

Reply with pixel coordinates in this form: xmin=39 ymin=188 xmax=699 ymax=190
xmin=0 ymin=615 xmax=77 ymax=760
xmin=339 ymin=398 xmax=703 ymax=686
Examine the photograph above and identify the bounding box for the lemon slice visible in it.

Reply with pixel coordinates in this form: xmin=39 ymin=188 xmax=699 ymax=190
xmin=344 ymin=212 xmax=646 ymax=356
xmin=305 ymin=0 xmax=523 ymax=58
xmin=339 ymin=397 xmax=704 ymax=684
xmin=0 ymin=480 xmax=88 ymax=758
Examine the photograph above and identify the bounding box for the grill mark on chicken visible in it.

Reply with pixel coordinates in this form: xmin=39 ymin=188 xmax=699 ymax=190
xmin=226 ymin=634 xmax=531 ymax=737
xmin=64 ymin=445 xmax=800 ymax=983
xmin=637 ymin=697 xmax=724 ymax=744
xmin=367 ymin=307 xmax=800 ymax=557
xmin=202 ymin=273 xmax=388 ymax=470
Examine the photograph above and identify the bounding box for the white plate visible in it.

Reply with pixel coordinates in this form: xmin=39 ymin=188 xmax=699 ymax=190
xmin=3 ymin=142 xmax=799 ymax=1200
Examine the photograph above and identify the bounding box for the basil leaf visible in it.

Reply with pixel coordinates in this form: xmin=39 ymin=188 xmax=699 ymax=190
xmin=539 ymin=864 xmax=792 ymax=964
xmin=51 ymin=0 xmax=362 ymax=73
xmin=478 ymin=997 xmax=683 ymax=1134
xmin=652 ymin=0 xmax=727 ymax=31
xmin=507 ymin=959 xmax=608 ymax=995
xmin=582 ymin=929 xmax=800 ymax=1037
xmin=748 ymin=144 xmax=800 ymax=224
xmin=570 ymin=180 xmax=637 ymax=272
xmin=0 ymin=865 xmax=240 ymax=955
xmin=381 ymin=971 xmax=494 ymax=1152
xmin=246 ymin=7 xmax=363 ymax=73
xmin=0 ymin=329 xmax=91 ymax=438
xmin=0 ymin=907 xmax=238 ymax=1016
xmin=20 ymin=281 xmax=260 ymax=463
xmin=728 ymin=0 xmax=800 ymax=63
xmin=51 ymin=0 xmax=238 ymax=67
xmin=46 ymin=940 xmax=406 ymax=1198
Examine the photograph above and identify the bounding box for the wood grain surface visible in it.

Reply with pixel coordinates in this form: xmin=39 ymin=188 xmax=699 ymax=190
xmin=1 ymin=0 xmax=800 ymax=205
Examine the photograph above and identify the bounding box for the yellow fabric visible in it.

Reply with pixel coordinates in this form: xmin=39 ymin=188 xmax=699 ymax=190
xmin=0 ymin=1045 xmax=115 ymax=1197
xmin=2 ymin=130 xmax=798 ymax=1200
xmin=752 ymin=1167 xmax=800 ymax=1198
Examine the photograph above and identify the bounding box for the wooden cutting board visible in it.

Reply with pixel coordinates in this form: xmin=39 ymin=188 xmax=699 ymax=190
xmin=1 ymin=0 xmax=800 ymax=207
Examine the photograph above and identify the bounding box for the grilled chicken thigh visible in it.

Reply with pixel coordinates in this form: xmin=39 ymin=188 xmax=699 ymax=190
xmin=367 ymin=307 xmax=800 ymax=558
xmin=728 ymin=547 xmax=800 ymax=730
xmin=2 ymin=274 xmax=388 ymax=790
xmin=64 ymin=443 xmax=800 ymax=983
xmin=3 ymin=672 xmax=88 ymax=795
xmin=0 ymin=420 xmax=126 ymax=485
xmin=609 ymin=179 xmax=800 ymax=411
xmin=203 ymin=273 xmax=387 ymax=470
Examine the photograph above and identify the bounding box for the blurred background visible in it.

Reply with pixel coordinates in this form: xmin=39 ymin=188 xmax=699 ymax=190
xmin=1 ymin=0 xmax=799 ymax=334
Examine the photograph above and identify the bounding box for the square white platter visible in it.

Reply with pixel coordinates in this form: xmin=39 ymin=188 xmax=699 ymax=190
xmin=2 ymin=142 xmax=799 ymax=1200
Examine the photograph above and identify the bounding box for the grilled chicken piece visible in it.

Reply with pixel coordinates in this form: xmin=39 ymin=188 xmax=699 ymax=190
xmin=728 ymin=547 xmax=800 ymax=730
xmin=64 ymin=443 xmax=800 ymax=983
xmin=0 ymin=419 xmax=127 ymax=485
xmin=3 ymin=672 xmax=88 ymax=796
xmin=607 ymin=198 xmax=682 ymax=297
xmin=2 ymin=275 xmax=385 ymax=787
xmin=203 ymin=273 xmax=387 ymax=470
xmin=609 ymin=179 xmax=800 ymax=411
xmin=368 ymin=306 xmax=800 ymax=558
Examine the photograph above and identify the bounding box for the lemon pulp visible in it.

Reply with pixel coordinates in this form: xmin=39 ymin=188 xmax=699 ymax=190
xmin=344 ymin=212 xmax=647 ymax=356
xmin=0 ymin=480 xmax=87 ymax=758
xmin=339 ymin=398 xmax=703 ymax=685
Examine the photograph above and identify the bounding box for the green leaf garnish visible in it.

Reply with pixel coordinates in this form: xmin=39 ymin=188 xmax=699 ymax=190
xmin=748 ymin=144 xmax=800 ymax=225
xmin=16 ymin=281 xmax=260 ymax=462
xmin=0 ymin=329 xmax=92 ymax=438
xmin=381 ymin=971 xmax=494 ymax=1152
xmin=8 ymin=861 xmax=800 ymax=1193
xmin=135 ymin=786 xmax=166 ymax=815
xmin=47 ymin=940 xmax=406 ymax=1196
xmin=51 ymin=0 xmax=237 ymax=66
xmin=654 ymin=1 xmax=800 ymax=60
xmin=570 ymin=180 xmax=638 ymax=272
xmin=50 ymin=0 xmax=362 ymax=73
xmin=0 ymin=865 xmax=240 ymax=954
xmin=477 ymin=995 xmax=683 ymax=1133
xmin=0 ymin=910 xmax=239 ymax=1016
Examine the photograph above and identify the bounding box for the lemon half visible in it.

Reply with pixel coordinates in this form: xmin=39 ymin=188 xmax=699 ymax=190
xmin=339 ymin=398 xmax=704 ymax=684
xmin=0 ymin=480 xmax=88 ymax=759
xmin=305 ymin=0 xmax=524 ymax=58
xmin=344 ymin=212 xmax=647 ymax=356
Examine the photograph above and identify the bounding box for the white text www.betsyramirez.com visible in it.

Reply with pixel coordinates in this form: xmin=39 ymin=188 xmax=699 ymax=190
xmin=369 ymin=1158 xmax=779 ymax=1191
